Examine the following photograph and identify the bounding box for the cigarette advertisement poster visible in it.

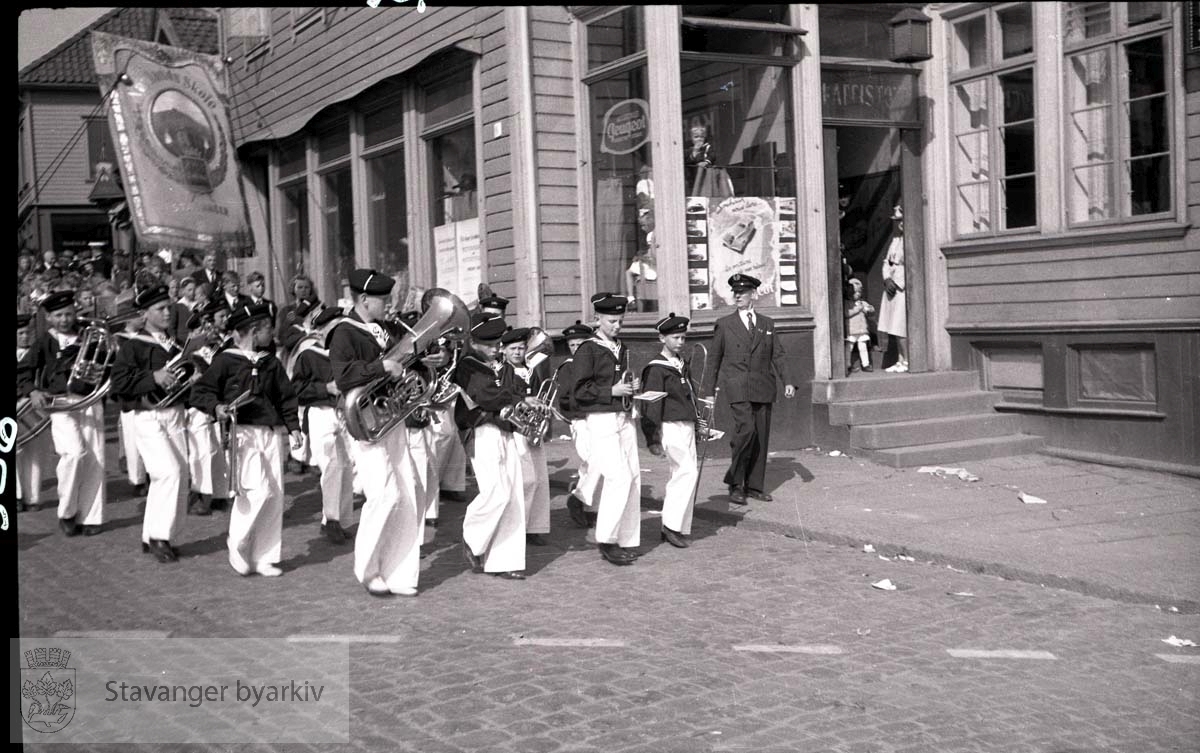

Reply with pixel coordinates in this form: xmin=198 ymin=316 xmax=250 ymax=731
xmin=434 ymin=218 xmax=481 ymax=305
xmin=687 ymin=196 xmax=798 ymax=311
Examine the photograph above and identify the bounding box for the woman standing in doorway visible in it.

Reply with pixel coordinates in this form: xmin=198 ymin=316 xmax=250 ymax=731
xmin=878 ymin=204 xmax=908 ymax=373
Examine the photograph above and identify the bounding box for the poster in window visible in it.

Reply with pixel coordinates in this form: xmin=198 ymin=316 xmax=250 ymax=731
xmin=694 ymin=196 xmax=800 ymax=310
xmin=434 ymin=223 xmax=458 ymax=295
xmin=455 ymin=218 xmax=481 ymax=306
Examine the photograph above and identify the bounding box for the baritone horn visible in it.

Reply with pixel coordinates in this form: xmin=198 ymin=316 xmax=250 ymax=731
xmin=43 ymin=316 xmax=124 ymax=417
xmin=340 ymin=289 xmax=470 ymax=442
xmin=501 ymin=364 xmax=566 ymax=446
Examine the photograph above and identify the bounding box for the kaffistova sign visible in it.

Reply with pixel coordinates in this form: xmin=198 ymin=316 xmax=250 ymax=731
xmin=599 ymin=98 xmax=650 ymax=155
xmin=90 ymin=32 xmax=255 ymax=257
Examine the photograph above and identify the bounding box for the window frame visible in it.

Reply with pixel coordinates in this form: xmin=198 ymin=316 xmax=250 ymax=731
xmin=83 ymin=116 xmax=116 ymax=184
xmin=1060 ymin=3 xmax=1175 ymax=228
xmin=947 ymin=2 xmax=1040 ymax=239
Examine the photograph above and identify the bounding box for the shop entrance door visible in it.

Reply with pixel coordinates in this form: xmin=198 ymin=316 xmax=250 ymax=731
xmin=823 ymin=126 xmax=926 ymax=377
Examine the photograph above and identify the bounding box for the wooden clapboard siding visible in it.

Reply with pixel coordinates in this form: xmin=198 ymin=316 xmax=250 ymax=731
xmin=530 ymin=5 xmax=583 ymax=327
xmin=480 ymin=4 xmax=515 ymax=293
xmin=28 ymin=91 xmax=101 ymax=206
xmin=231 ymin=7 xmax=487 ymax=143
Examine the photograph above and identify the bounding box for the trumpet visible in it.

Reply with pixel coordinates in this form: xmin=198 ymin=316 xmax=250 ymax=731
xmin=220 ymin=389 xmax=255 ymax=498
xmin=618 ymin=369 xmax=641 ymax=415
xmin=340 ymin=289 xmax=470 ymax=443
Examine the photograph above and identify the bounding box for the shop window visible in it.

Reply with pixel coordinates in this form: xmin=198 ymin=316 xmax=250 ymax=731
xmin=586 ymin=7 xmax=644 ymax=71
xmin=85 ymin=117 xmax=116 ymax=182
xmin=587 ymin=66 xmax=658 ymax=314
xmin=322 ymin=167 xmax=355 ymax=289
xmin=280 ymin=182 xmax=309 ymax=277
xmin=316 ymin=120 xmax=349 ymax=165
xmin=367 ymin=149 xmax=409 ymax=289
xmin=949 ymin=4 xmax=1037 ymax=236
xmin=278 ymin=137 xmax=306 ymax=179
xmin=1063 ymin=3 xmax=1173 ymax=224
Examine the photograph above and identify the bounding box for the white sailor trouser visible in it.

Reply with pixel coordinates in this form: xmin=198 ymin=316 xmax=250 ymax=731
xmin=227 ymin=425 xmax=286 ymax=572
xmin=132 ymin=405 xmax=187 ymax=543
xmin=352 ymin=427 xmax=422 ymax=591
xmin=570 ymin=418 xmax=599 ymax=507
xmin=50 ymin=403 xmax=106 ymax=526
xmin=406 ymin=424 xmax=436 ymax=544
xmin=514 ymin=433 xmax=550 ymax=535
xmin=119 ymin=409 xmax=146 ymax=485
xmin=660 ymin=421 xmax=699 ymax=535
xmin=16 ymin=427 xmax=53 ymax=507
xmin=463 ymin=424 xmax=525 ymax=573
xmin=306 ymin=406 xmax=353 ymax=526
xmin=187 ymin=407 xmax=227 ymax=497
xmin=424 ymin=404 xmax=467 ymax=518
xmin=585 ymin=412 xmax=641 ymax=548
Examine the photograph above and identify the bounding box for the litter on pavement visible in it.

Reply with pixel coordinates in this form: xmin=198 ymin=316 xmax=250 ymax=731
xmin=948 ymin=592 xmax=975 ymax=597
xmin=1019 ymin=492 xmax=1048 ymax=504
xmin=871 ymin=579 xmax=898 ymax=591
xmin=1162 ymin=636 xmax=1197 ymax=647
xmin=917 ymin=466 xmax=980 ymax=482
xmin=829 ymin=450 xmax=844 ymax=457
xmin=863 ymin=544 xmax=876 ymax=553
xmin=896 ymin=554 xmax=915 ymax=562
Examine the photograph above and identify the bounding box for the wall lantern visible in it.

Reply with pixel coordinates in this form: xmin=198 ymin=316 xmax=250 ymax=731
xmin=889 ymin=7 xmax=933 ymax=63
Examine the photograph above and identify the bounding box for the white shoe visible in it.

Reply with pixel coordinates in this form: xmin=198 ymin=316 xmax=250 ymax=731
xmin=895 ymin=362 xmax=909 ymax=373
xmin=256 ymin=563 xmax=283 ymax=577
xmin=389 ymin=586 xmax=418 ymax=597
xmin=365 ymin=576 xmax=389 ymax=595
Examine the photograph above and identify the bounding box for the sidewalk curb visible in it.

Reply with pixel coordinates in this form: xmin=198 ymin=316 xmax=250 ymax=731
xmin=691 ymin=505 xmax=1200 ymax=615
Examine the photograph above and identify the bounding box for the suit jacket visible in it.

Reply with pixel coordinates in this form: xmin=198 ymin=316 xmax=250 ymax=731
xmin=704 ymin=310 xmax=797 ymax=404
xmin=192 ymin=268 xmax=222 ymax=289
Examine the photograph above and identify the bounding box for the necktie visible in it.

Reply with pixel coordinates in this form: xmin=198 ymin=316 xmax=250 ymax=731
xmin=746 ymin=312 xmax=755 ymax=331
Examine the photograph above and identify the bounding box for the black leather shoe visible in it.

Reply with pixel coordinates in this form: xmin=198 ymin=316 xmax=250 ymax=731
xmin=463 ymin=542 xmax=483 ymax=572
xmin=728 ymin=486 xmax=748 ymax=504
xmin=189 ymin=496 xmax=212 ymax=516
xmin=566 ymin=494 xmax=589 ymax=528
xmin=322 ymin=520 xmax=347 ymax=544
xmin=82 ymin=524 xmax=103 ymax=537
xmin=746 ymin=490 xmax=774 ymax=501
xmin=585 ymin=511 xmax=598 ymax=527
xmin=598 ymin=543 xmax=634 ymax=565
xmin=620 ymin=547 xmax=640 ymax=560
xmin=526 ymin=533 xmax=548 ymax=546
xmin=59 ymin=516 xmax=80 ymax=537
xmin=142 ymin=541 xmax=181 ymax=557
xmin=440 ymin=489 xmax=469 ymax=502
xmin=209 ymin=497 xmax=230 ymax=511
xmin=149 ymin=539 xmax=178 ymax=563
xmin=661 ymin=527 xmax=689 ymax=548
xmin=492 ymin=571 xmax=527 ymax=580
xmin=133 ymin=483 xmax=148 ymax=497
xmin=16 ymin=499 xmax=26 ymax=513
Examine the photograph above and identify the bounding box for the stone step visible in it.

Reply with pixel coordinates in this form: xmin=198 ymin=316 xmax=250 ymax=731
xmin=859 ymin=434 xmax=1046 ymax=468
xmin=812 ymin=370 xmax=980 ymax=404
xmin=828 ymin=391 xmax=1002 ymax=425
xmin=850 ymin=413 xmax=1022 ymax=450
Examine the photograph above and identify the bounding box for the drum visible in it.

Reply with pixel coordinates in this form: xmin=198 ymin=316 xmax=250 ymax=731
xmin=16 ymin=397 xmax=52 ymax=448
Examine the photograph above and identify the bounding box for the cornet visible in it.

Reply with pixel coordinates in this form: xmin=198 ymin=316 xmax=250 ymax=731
xmin=144 ymin=350 xmax=201 ymax=410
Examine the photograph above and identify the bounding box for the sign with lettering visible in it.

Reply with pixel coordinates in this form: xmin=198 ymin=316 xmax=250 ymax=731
xmin=599 ymin=98 xmax=650 ymax=155
xmin=820 ymin=67 xmax=919 ymax=125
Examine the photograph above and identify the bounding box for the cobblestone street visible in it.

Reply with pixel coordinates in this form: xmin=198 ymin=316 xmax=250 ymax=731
xmin=16 ymin=436 xmax=1200 ymax=752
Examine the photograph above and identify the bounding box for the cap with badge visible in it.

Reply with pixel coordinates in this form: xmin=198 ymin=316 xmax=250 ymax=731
xmin=134 ymin=283 xmax=171 ymax=310
xmin=348 ymin=268 xmax=395 ymax=296
xmin=470 ymin=313 xmax=507 ymax=342
xmin=41 ymin=290 xmax=77 ymax=313
xmin=562 ymin=320 xmax=593 ymax=339
xmin=590 ymin=292 xmax=628 ymax=315
xmin=227 ymin=300 xmax=275 ymax=331
xmin=478 ymin=295 xmax=509 ymax=313
xmin=728 ymin=273 xmax=761 ymax=293
xmin=17 ymin=313 xmax=33 ymax=328
xmin=655 ymin=312 xmax=689 ymax=336
xmin=500 ymin=326 xmax=529 ymax=345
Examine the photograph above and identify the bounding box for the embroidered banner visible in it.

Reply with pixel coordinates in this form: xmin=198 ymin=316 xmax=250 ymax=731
xmin=91 ymin=32 xmax=255 ymax=257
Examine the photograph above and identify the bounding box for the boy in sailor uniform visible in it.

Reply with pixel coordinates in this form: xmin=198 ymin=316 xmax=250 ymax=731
xmin=28 ymin=290 xmax=107 ymax=537
xmin=455 ymin=314 xmax=528 ymax=580
xmin=502 ymin=327 xmax=552 ymax=546
xmin=282 ymin=298 xmax=325 ymax=473
xmin=557 ymin=320 xmax=597 ymax=529
xmin=182 ymin=297 xmax=233 ymax=516
xmin=16 ymin=313 xmax=53 ymax=513
xmin=114 ymin=303 xmax=149 ymax=499
xmin=190 ymin=301 xmax=302 ymax=577
xmin=418 ymin=288 xmax=469 ymax=507
xmin=392 ymin=310 xmax=439 ymax=547
xmin=640 ymin=314 xmax=701 ymax=548
xmin=109 ymin=284 xmax=192 ymax=560
xmin=570 ymin=293 xmax=641 ymax=566
xmin=289 ymin=306 xmax=353 ymax=544
xmin=328 ymin=269 xmax=423 ymax=597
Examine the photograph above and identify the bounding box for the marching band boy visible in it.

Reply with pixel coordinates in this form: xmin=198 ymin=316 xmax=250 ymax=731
xmin=455 ymin=314 xmax=528 ymax=580
xmin=639 ymin=314 xmax=701 ymax=548
xmin=16 ymin=313 xmax=53 ymax=513
xmin=182 ymin=297 xmax=232 ymax=516
xmin=114 ymin=303 xmax=149 ymax=499
xmin=570 ymin=293 xmax=641 ymax=565
xmin=28 ymin=290 xmax=107 ymax=537
xmin=109 ymin=284 xmax=190 ymax=560
xmin=419 ymin=288 xmax=469 ymax=506
xmin=290 ymin=306 xmax=354 ymax=544
xmin=557 ymin=320 xmax=597 ymax=528
xmin=328 ymin=269 xmax=423 ymax=597
xmin=190 ymin=301 xmax=302 ymax=577
xmin=502 ymin=327 xmax=552 ymax=546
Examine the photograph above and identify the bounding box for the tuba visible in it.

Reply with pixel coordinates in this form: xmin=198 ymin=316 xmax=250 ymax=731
xmin=44 ymin=317 xmax=120 ymax=415
xmin=340 ymin=289 xmax=470 ymax=442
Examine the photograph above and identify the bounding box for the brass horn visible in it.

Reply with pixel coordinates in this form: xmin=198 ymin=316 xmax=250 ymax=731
xmin=44 ymin=317 xmax=118 ymax=417
xmin=340 ymin=289 xmax=471 ymax=442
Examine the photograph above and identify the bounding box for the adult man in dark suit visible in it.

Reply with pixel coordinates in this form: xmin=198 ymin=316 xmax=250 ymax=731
xmin=192 ymin=250 xmax=222 ymax=289
xmin=704 ymin=273 xmax=799 ymax=504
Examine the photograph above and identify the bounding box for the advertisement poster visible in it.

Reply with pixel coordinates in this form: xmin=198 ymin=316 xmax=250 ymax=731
xmin=433 ymin=218 xmax=481 ymax=304
xmin=687 ymin=196 xmax=798 ymax=310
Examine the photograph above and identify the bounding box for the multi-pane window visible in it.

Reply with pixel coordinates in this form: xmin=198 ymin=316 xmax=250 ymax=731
xmin=85 ymin=117 xmax=116 ymax=182
xmin=362 ymin=90 xmax=408 ymax=291
xmin=949 ymin=2 xmax=1037 ymax=236
xmin=1063 ymin=1 xmax=1173 ymax=224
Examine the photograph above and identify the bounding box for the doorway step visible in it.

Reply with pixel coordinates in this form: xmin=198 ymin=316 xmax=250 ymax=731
xmin=811 ymin=371 xmax=1042 ymax=468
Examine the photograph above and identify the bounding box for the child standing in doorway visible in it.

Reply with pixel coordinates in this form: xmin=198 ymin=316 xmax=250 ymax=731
xmin=844 ymin=278 xmax=874 ymax=375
